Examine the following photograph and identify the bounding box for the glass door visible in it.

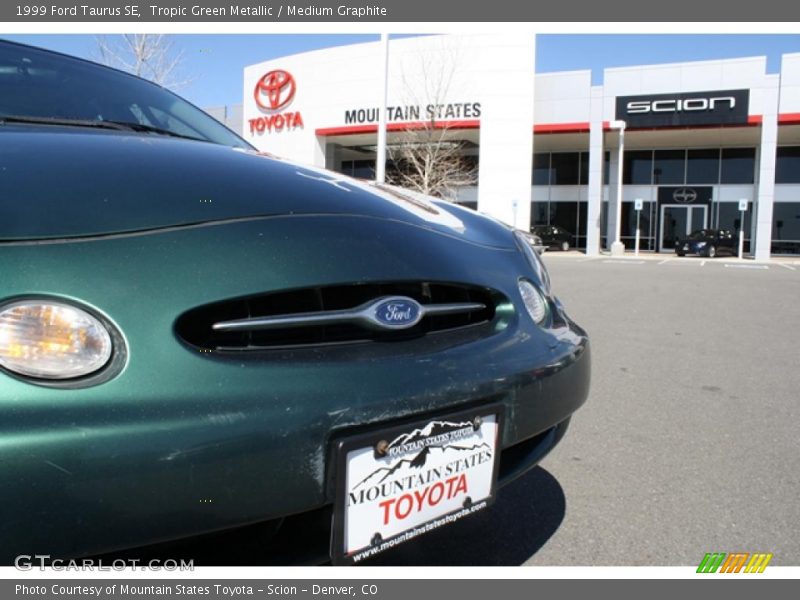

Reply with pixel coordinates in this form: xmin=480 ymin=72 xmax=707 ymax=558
xmin=660 ymin=205 xmax=708 ymax=252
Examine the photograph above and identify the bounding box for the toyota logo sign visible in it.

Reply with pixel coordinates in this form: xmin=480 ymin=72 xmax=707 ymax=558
xmin=254 ymin=70 xmax=296 ymax=111
xmin=673 ymin=188 xmax=698 ymax=203
xmin=249 ymin=69 xmax=304 ymax=136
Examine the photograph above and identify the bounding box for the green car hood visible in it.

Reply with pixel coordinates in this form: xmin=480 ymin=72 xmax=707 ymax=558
xmin=0 ymin=127 xmax=513 ymax=248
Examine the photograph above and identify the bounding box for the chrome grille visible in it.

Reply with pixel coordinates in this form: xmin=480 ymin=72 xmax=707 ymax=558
xmin=175 ymin=282 xmax=499 ymax=351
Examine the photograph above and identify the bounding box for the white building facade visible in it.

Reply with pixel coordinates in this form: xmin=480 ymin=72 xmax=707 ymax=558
xmin=240 ymin=35 xmax=800 ymax=258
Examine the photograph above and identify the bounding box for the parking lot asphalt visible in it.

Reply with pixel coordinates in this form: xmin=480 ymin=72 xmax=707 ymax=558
xmin=370 ymin=252 xmax=800 ymax=566
xmin=525 ymin=253 xmax=800 ymax=566
xmin=104 ymin=253 xmax=800 ymax=567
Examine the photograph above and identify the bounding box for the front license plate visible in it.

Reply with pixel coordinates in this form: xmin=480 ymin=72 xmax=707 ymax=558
xmin=331 ymin=406 xmax=502 ymax=564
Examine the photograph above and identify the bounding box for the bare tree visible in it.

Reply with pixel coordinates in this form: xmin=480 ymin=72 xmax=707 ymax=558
xmin=95 ymin=35 xmax=192 ymax=90
xmin=385 ymin=40 xmax=478 ymax=200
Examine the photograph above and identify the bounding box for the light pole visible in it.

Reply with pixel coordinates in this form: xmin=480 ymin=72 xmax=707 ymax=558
xmin=375 ymin=33 xmax=389 ymax=184
xmin=609 ymin=119 xmax=626 ymax=256
xmin=738 ymin=199 xmax=748 ymax=259
xmin=634 ymin=198 xmax=643 ymax=256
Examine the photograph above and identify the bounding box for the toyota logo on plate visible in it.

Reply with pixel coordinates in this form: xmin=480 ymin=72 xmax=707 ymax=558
xmin=254 ymin=70 xmax=296 ymax=111
xmin=673 ymin=187 xmax=698 ymax=203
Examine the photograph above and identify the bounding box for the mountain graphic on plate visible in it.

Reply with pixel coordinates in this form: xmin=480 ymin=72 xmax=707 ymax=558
xmin=388 ymin=420 xmax=473 ymax=449
xmin=353 ymin=442 xmax=492 ymax=490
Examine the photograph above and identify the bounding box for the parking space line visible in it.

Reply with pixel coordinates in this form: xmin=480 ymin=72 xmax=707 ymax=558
xmin=700 ymin=260 xmax=706 ymax=267
xmin=578 ymin=257 xmax=599 ymax=262
xmin=778 ymin=263 xmax=796 ymax=271
xmin=724 ymin=264 xmax=769 ymax=270
xmin=602 ymin=259 xmax=645 ymax=265
xmin=664 ymin=260 xmax=703 ymax=266
xmin=657 ymin=259 xmax=671 ymax=265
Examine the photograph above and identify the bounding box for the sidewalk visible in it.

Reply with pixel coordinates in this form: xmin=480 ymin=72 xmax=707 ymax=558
xmin=541 ymin=250 xmax=800 ymax=266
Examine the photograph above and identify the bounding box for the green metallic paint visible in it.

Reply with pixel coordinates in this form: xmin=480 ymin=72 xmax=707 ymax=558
xmin=1 ymin=129 xmax=589 ymax=562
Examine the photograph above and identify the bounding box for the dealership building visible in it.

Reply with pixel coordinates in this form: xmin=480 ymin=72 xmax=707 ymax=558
xmin=225 ymin=34 xmax=800 ymax=259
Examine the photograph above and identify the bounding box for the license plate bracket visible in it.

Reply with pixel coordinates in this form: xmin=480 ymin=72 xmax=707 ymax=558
xmin=330 ymin=405 xmax=503 ymax=564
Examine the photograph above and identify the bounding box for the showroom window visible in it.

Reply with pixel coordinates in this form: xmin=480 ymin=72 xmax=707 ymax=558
xmin=530 ymin=151 xmax=609 ymax=248
xmin=776 ymin=147 xmax=800 ymax=184
xmin=550 ymin=152 xmax=580 ymax=185
xmin=720 ymin=148 xmax=756 ymax=184
xmin=623 ymin=148 xmax=756 ymax=185
xmin=652 ymin=150 xmax=685 ymax=185
xmin=686 ymin=149 xmax=721 ymax=184
xmin=772 ymin=202 xmax=800 ymax=254
xmin=716 ymin=201 xmax=753 ymax=246
xmin=620 ymin=200 xmax=656 ymax=251
xmin=580 ymin=151 xmax=590 ymax=185
xmin=623 ymin=150 xmax=653 ymax=184
xmin=339 ymin=160 xmax=376 ymax=179
xmin=533 ymin=154 xmax=551 ymax=185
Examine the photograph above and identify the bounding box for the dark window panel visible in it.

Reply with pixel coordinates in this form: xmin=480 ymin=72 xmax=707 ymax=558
xmin=339 ymin=159 xmax=377 ymax=179
xmin=776 ymin=147 xmax=800 ymax=184
xmin=772 ymin=203 xmax=800 ymax=248
xmin=623 ymin=150 xmax=652 ymax=185
xmin=579 ymin=152 xmax=589 ymax=186
xmin=720 ymin=148 xmax=756 ymax=184
xmin=686 ymin=149 xmax=720 ymax=184
xmin=717 ymin=201 xmax=753 ymax=240
xmin=620 ymin=201 xmax=656 ymax=250
xmin=550 ymin=152 xmax=580 ymax=185
xmin=533 ymin=154 xmax=551 ymax=185
xmin=653 ymin=149 xmax=685 ymax=185
xmin=531 ymin=201 xmax=549 ymax=226
xmin=549 ymin=201 xmax=577 ymax=236
xmin=571 ymin=203 xmax=589 ymax=249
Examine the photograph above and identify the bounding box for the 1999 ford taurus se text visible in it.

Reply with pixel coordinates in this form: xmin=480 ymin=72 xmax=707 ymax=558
xmin=0 ymin=40 xmax=590 ymax=565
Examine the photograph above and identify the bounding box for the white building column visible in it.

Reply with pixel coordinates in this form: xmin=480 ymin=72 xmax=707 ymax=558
xmin=606 ymin=143 xmax=621 ymax=250
xmin=585 ymin=86 xmax=605 ymax=256
xmin=477 ymin=34 xmax=535 ymax=230
xmin=754 ymin=74 xmax=780 ymax=261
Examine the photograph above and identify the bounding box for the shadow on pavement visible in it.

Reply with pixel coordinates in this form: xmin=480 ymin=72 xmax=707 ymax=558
xmin=98 ymin=465 xmax=565 ymax=566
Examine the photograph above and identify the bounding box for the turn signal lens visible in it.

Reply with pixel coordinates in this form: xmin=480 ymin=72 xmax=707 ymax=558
xmin=518 ymin=280 xmax=549 ymax=325
xmin=0 ymin=300 xmax=113 ymax=379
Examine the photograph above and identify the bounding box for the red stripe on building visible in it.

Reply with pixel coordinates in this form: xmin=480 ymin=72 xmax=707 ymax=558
xmin=533 ymin=122 xmax=592 ymax=134
xmin=316 ymin=115 xmax=777 ymax=137
xmin=778 ymin=113 xmax=800 ymax=125
xmin=315 ymin=120 xmax=480 ymax=136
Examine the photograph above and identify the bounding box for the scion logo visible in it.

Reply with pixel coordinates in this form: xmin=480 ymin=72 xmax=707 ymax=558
xmin=626 ymin=96 xmax=735 ymax=115
xmin=254 ymin=69 xmax=296 ymax=111
xmin=249 ymin=69 xmax=304 ymax=136
xmin=615 ymin=89 xmax=749 ymax=127
xmin=673 ymin=188 xmax=698 ymax=203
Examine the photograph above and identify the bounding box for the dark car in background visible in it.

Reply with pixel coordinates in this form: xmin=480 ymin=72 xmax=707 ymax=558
xmin=532 ymin=225 xmax=574 ymax=252
xmin=675 ymin=229 xmax=737 ymax=258
xmin=0 ymin=40 xmax=590 ymax=565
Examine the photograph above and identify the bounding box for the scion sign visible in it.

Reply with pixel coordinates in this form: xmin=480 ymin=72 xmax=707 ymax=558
xmin=615 ymin=89 xmax=749 ymax=127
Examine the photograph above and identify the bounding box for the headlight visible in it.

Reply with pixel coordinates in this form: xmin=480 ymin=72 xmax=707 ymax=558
xmin=0 ymin=299 xmax=114 ymax=380
xmin=518 ymin=279 xmax=549 ymax=325
xmin=695 ymin=241 xmax=707 ymax=247
xmin=513 ymin=230 xmax=551 ymax=294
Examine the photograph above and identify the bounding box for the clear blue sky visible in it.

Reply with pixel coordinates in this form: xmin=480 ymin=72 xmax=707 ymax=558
xmin=3 ymin=33 xmax=800 ymax=108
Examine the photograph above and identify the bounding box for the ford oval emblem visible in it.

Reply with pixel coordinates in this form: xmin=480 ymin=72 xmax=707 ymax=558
xmin=373 ymin=297 xmax=423 ymax=330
